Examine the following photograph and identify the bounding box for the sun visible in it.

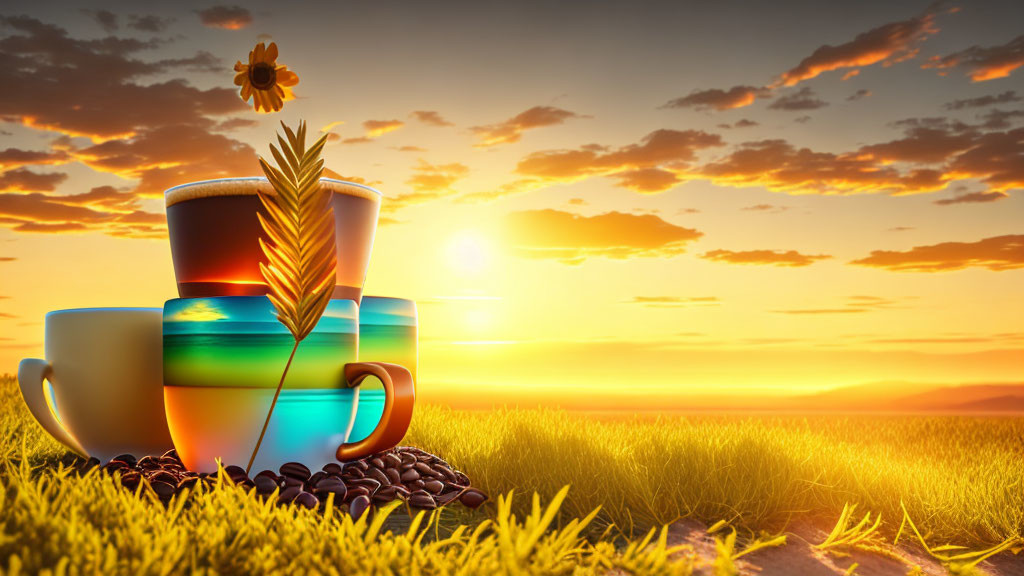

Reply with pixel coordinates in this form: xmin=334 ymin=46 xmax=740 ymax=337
xmin=447 ymin=231 xmax=491 ymax=274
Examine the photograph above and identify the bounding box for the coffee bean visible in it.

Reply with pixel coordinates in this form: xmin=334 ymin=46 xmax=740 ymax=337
xmin=82 ymin=457 xmax=101 ymax=471
xmin=349 ymin=495 xmax=370 ymax=520
xmin=224 ymin=465 xmax=248 ymax=481
xmin=400 ymin=468 xmax=420 ymax=483
xmin=409 ymin=479 xmax=426 ymax=491
xmin=278 ymin=485 xmax=301 ymax=504
xmin=137 ymin=456 xmax=157 ymax=468
xmin=105 ymin=460 xmax=128 ymax=473
xmin=345 ymin=487 xmax=370 ymax=502
xmin=280 ymin=462 xmax=311 ymax=481
xmin=459 ymin=489 xmax=488 ymax=509
xmin=162 ymin=449 xmax=179 ymax=460
xmin=308 ymin=471 xmax=326 ymax=487
xmin=120 ymin=471 xmax=141 ymax=490
xmin=455 ymin=472 xmax=470 ymax=485
xmin=343 ymin=467 xmax=364 ymax=479
xmin=151 ymin=480 xmax=176 ymax=500
xmin=435 ymin=491 xmax=462 ymax=506
xmin=322 ymin=462 xmax=343 ymax=475
xmin=255 ymin=470 xmax=278 ymax=482
xmin=177 ymin=477 xmax=199 ymax=491
xmin=385 ymin=468 xmax=402 ymax=486
xmin=282 ymin=476 xmax=303 ymax=488
xmin=383 ymin=454 xmax=402 ymax=468
xmin=400 ymin=453 xmax=416 ymax=466
xmin=112 ymin=454 xmax=137 ymax=467
xmin=148 ymin=471 xmax=178 ymax=485
xmin=351 ymin=478 xmax=381 ymax=496
xmin=369 ymin=457 xmax=385 ymax=470
xmin=408 ymin=490 xmax=436 ymax=509
xmin=314 ymin=477 xmax=346 ymax=499
xmin=413 ymin=462 xmax=435 ymax=477
xmin=423 ymin=480 xmax=444 ymax=494
xmin=436 ymin=467 xmax=457 ymax=483
xmin=393 ymin=486 xmax=411 ymax=500
xmin=295 ymin=491 xmax=319 ymax=509
xmin=254 ymin=475 xmax=278 ymax=495
xmin=353 ymin=460 xmax=369 ymax=471
xmin=367 ymin=467 xmax=390 ymax=486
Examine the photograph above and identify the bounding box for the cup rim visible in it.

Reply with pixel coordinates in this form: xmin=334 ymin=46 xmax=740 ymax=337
xmin=46 ymin=307 xmax=162 ymax=318
xmin=164 ymin=177 xmax=382 ymax=207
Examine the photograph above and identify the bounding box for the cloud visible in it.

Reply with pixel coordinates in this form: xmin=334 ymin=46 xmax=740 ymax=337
xmin=214 ymin=117 xmax=260 ymax=131
xmin=0 ymin=168 xmax=67 ymax=192
xmin=661 ymin=85 xmax=768 ymax=111
xmin=515 ymin=129 xmax=723 ymax=193
xmin=742 ymin=203 xmax=788 ymax=212
xmin=847 ymin=89 xmax=872 ymax=101
xmin=978 ymin=108 xmax=1024 ymax=130
xmin=0 ymin=148 xmax=70 ymax=170
xmin=0 ymin=257 xmax=15 ymax=262
xmin=773 ymin=12 xmax=938 ymax=87
xmin=850 ymin=234 xmax=1024 ymax=272
xmin=944 ymin=91 xmax=1020 ymax=110
xmin=772 ymin=308 xmax=867 ymax=315
xmin=410 ymin=110 xmax=453 ymax=127
xmin=847 ymin=295 xmax=905 ymax=309
xmin=503 ymin=209 xmax=703 ymax=264
xmin=768 ymin=87 xmax=829 ymax=111
xmin=392 ymin=145 xmax=427 ymax=152
xmin=933 ymin=190 xmax=1009 ymax=205
xmin=923 ymin=35 xmax=1024 ymax=81
xmin=197 ymin=5 xmax=252 ymax=30
xmin=89 ymin=10 xmax=118 ymax=32
xmin=383 ymin=160 xmax=470 ymax=213
xmin=701 ymin=248 xmax=831 ymax=267
xmin=471 ymin=106 xmax=587 ymax=146
xmin=888 ymin=226 xmax=915 ymax=232
xmin=0 ymin=185 xmax=164 ymax=238
xmin=128 ymin=15 xmax=173 ymax=33
xmin=362 ymin=119 xmax=405 ymax=138
xmin=628 ymin=296 xmax=720 ymax=308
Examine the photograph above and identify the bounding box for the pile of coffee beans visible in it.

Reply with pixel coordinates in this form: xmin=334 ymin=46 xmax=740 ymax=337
xmin=82 ymin=446 xmax=487 ymax=519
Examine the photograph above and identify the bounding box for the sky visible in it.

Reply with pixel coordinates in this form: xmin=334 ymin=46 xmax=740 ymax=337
xmin=0 ymin=1 xmax=1021 ymax=407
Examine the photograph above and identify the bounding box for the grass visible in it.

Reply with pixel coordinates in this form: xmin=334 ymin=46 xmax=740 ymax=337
xmin=0 ymin=374 xmax=1021 ymax=574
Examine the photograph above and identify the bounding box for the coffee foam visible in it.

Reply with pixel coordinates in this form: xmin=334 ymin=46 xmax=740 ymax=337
xmin=165 ymin=177 xmax=382 ymax=207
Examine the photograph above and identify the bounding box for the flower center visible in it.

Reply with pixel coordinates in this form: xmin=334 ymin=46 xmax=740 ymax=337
xmin=250 ymin=63 xmax=276 ymax=90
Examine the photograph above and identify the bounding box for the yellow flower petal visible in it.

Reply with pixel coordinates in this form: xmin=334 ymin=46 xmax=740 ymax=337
xmin=240 ymin=83 xmax=253 ymax=101
xmin=253 ymin=42 xmax=266 ymax=64
xmin=234 ymin=61 xmax=247 ymax=72
xmin=265 ymin=42 xmax=278 ymax=65
xmin=276 ymin=69 xmax=299 ymax=87
xmin=268 ymin=90 xmax=283 ymax=111
xmin=280 ymin=85 xmax=295 ymax=102
xmin=233 ymin=71 xmax=248 ymax=86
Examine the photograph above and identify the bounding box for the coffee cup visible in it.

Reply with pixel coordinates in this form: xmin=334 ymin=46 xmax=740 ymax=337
xmin=164 ymin=177 xmax=381 ymax=303
xmin=163 ymin=296 xmax=414 ymax=473
xmin=18 ymin=308 xmax=174 ymax=463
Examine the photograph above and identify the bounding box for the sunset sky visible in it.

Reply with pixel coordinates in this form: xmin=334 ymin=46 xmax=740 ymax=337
xmin=0 ymin=1 xmax=1021 ymax=407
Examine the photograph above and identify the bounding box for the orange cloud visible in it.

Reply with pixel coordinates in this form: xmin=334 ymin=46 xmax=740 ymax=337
xmin=197 ymin=5 xmax=252 ymax=29
xmin=701 ymin=249 xmax=831 ymax=267
xmin=850 ymin=235 xmax=1024 ymax=272
xmin=410 ymin=110 xmax=454 ymax=127
xmin=0 ymin=168 xmax=67 ymax=192
xmin=503 ymin=209 xmax=702 ymax=264
xmin=515 ymin=129 xmax=723 ymax=192
xmin=472 ymin=106 xmax=587 ymax=146
xmin=629 ymin=296 xmax=720 ymax=308
xmin=0 ymin=188 xmax=165 ymax=239
xmin=363 ymin=119 xmax=405 ymax=138
xmin=384 ymin=160 xmax=470 ymax=213
xmin=923 ymin=35 xmax=1024 ymax=81
xmin=0 ymin=148 xmax=70 ymax=171
xmin=773 ymin=12 xmax=938 ymax=87
xmin=660 ymin=86 xmax=767 ymax=111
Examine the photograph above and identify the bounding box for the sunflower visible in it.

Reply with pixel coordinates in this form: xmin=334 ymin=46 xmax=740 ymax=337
xmin=233 ymin=42 xmax=299 ymax=113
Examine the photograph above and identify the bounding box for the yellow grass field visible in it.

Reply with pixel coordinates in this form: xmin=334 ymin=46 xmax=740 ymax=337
xmin=0 ymin=374 xmax=1021 ymax=575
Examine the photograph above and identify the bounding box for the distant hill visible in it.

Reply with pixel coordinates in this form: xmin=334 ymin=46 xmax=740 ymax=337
xmin=792 ymin=382 xmax=1024 ymax=413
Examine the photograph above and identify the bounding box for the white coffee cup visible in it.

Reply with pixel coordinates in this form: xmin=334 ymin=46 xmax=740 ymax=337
xmin=18 ymin=308 xmax=174 ymax=463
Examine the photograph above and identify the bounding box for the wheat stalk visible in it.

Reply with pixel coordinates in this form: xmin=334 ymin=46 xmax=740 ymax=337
xmin=246 ymin=120 xmax=336 ymax=474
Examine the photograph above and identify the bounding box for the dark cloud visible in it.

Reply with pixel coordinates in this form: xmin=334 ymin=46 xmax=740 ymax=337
xmin=0 ymin=148 xmax=70 ymax=170
xmin=933 ymin=191 xmax=1009 ymax=205
xmin=768 ymin=87 xmax=829 ymax=111
xmin=471 ymin=106 xmax=587 ymax=146
xmin=504 ymin=209 xmax=702 ymax=264
xmin=847 ymin=89 xmax=872 ymax=101
xmin=661 ymin=86 xmax=768 ymax=111
xmin=773 ymin=12 xmax=938 ymax=87
xmin=197 ymin=5 xmax=252 ymax=30
xmin=214 ymin=117 xmax=260 ymax=131
xmin=410 ymin=110 xmax=454 ymax=127
xmin=923 ymin=35 xmax=1024 ymax=82
xmin=0 ymin=186 xmax=165 ymax=238
xmin=701 ymin=249 xmax=831 ymax=267
xmin=128 ymin=15 xmax=173 ymax=33
xmin=89 ymin=10 xmax=119 ymax=32
xmin=717 ymin=119 xmax=759 ymax=129
xmin=978 ymin=108 xmax=1024 ymax=130
xmin=944 ymin=91 xmax=1020 ymax=110
xmin=850 ymin=234 xmax=1024 ymax=272
xmin=0 ymin=168 xmax=67 ymax=192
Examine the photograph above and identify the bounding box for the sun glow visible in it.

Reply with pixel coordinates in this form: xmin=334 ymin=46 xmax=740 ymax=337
xmin=447 ymin=231 xmax=491 ymax=274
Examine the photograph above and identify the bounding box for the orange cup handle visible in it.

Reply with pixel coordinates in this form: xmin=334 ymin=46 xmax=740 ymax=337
xmin=335 ymin=362 xmax=415 ymax=461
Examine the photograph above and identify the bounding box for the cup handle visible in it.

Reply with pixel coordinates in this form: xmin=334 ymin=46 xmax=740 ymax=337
xmin=17 ymin=359 xmax=88 ymax=457
xmin=335 ymin=362 xmax=415 ymax=461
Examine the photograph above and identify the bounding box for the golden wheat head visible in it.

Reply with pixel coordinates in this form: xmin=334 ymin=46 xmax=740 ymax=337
xmin=256 ymin=121 xmax=336 ymax=342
